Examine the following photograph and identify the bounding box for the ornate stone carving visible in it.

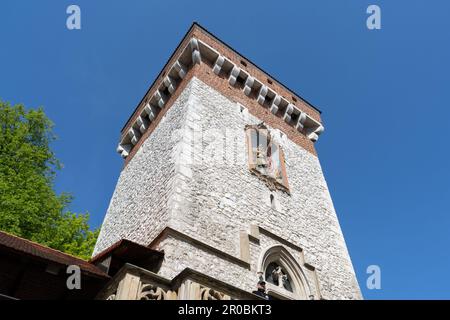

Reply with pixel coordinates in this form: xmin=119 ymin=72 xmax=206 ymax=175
xmin=271 ymin=265 xmax=290 ymax=289
xmin=245 ymin=123 xmax=290 ymax=193
xmin=258 ymin=245 xmax=318 ymax=299
xmin=139 ymin=284 xmax=167 ymax=300
xmin=200 ymin=287 xmax=230 ymax=300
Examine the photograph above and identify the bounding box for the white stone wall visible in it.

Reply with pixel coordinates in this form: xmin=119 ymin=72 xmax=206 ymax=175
xmin=93 ymin=81 xmax=193 ymax=256
xmin=155 ymin=231 xmax=323 ymax=299
xmin=94 ymin=77 xmax=362 ymax=299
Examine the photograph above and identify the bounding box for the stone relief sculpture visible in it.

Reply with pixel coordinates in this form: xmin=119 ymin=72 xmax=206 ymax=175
xmin=258 ymin=245 xmax=317 ymax=299
xmin=200 ymin=287 xmax=230 ymax=300
xmin=139 ymin=284 xmax=167 ymax=300
xmin=106 ymin=293 xmax=117 ymax=300
xmin=245 ymin=123 xmax=290 ymax=193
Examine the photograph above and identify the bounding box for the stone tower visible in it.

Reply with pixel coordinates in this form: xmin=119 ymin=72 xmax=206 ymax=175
xmin=92 ymin=23 xmax=362 ymax=300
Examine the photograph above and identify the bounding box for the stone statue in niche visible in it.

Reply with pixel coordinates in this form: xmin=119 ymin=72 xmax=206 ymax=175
xmin=139 ymin=284 xmax=167 ymax=300
xmin=265 ymin=262 xmax=293 ymax=292
xmin=256 ymin=144 xmax=268 ymax=170
xmin=200 ymin=287 xmax=230 ymax=300
xmin=245 ymin=123 xmax=290 ymax=193
xmin=271 ymin=266 xmax=283 ymax=286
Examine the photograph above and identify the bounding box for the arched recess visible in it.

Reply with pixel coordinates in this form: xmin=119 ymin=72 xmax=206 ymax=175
xmin=257 ymin=245 xmax=311 ymax=300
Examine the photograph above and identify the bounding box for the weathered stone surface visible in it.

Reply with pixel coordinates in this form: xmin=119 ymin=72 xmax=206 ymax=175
xmin=93 ymin=81 xmax=192 ymax=256
xmin=94 ymin=77 xmax=362 ymax=300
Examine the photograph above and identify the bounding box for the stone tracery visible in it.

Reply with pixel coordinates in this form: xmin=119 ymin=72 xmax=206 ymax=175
xmin=200 ymin=287 xmax=230 ymax=300
xmin=139 ymin=283 xmax=167 ymax=300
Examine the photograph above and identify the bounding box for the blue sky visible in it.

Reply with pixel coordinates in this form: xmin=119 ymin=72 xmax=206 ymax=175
xmin=1 ymin=1 xmax=449 ymax=299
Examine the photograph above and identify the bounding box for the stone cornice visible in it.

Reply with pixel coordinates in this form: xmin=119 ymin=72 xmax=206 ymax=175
xmin=149 ymin=227 xmax=251 ymax=270
xmin=117 ymin=24 xmax=324 ymax=159
xmin=97 ymin=263 xmax=262 ymax=300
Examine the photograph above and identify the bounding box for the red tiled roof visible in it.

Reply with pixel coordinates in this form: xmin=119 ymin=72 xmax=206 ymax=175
xmin=89 ymin=238 xmax=163 ymax=264
xmin=0 ymin=231 xmax=108 ymax=278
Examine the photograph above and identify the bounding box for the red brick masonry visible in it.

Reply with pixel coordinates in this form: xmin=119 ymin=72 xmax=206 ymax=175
xmin=122 ymin=23 xmax=322 ymax=166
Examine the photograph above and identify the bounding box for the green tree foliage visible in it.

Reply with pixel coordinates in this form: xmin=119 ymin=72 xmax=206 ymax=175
xmin=0 ymin=100 xmax=98 ymax=260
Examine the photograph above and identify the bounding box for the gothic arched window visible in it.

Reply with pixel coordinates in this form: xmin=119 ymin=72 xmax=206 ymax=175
xmin=258 ymin=245 xmax=311 ymax=300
